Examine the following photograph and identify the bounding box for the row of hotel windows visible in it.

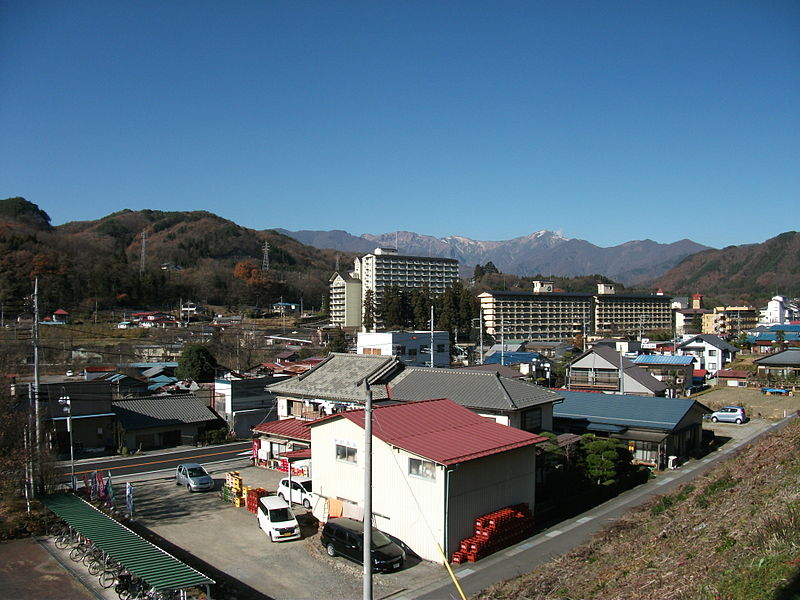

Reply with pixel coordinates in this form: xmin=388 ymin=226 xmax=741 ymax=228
xmin=335 ymin=443 xmax=436 ymax=480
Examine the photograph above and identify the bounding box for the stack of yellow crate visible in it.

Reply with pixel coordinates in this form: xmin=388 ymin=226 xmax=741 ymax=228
xmin=226 ymin=471 xmax=244 ymax=506
xmin=235 ymin=485 xmax=251 ymax=508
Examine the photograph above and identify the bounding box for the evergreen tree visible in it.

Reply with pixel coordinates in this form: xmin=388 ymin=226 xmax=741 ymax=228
xmin=327 ymin=327 xmax=348 ymax=353
xmin=363 ymin=289 xmax=376 ymax=332
xmin=176 ymin=344 xmax=217 ymax=382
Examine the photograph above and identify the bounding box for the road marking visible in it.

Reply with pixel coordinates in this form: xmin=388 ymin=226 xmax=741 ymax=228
xmin=545 ymin=530 xmax=562 ymax=538
xmin=458 ymin=568 xmax=474 ymax=576
xmin=655 ymin=477 xmax=675 ymax=486
xmin=576 ymin=516 xmax=593 ymax=524
xmin=506 ymin=546 xmax=526 ymax=556
xmin=517 ymin=542 xmax=534 ymax=550
xmin=69 ymin=448 xmax=249 ymax=476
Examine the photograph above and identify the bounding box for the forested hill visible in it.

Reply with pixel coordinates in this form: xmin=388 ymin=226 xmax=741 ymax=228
xmin=654 ymin=231 xmax=800 ymax=305
xmin=0 ymin=198 xmax=349 ymax=315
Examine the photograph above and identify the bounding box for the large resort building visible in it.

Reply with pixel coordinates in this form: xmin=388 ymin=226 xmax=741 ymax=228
xmin=329 ymin=248 xmax=460 ymax=330
xmin=479 ymin=282 xmax=672 ymax=342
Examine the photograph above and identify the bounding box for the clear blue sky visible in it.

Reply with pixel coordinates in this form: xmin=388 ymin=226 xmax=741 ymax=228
xmin=1 ymin=1 xmax=798 ymax=248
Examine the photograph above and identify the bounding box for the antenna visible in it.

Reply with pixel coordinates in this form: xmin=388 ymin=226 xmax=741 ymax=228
xmin=139 ymin=230 xmax=147 ymax=274
xmin=262 ymin=241 xmax=270 ymax=272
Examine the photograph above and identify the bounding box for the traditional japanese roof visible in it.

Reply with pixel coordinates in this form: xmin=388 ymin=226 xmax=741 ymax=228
xmin=754 ymin=348 xmax=800 ymax=367
xmin=113 ymin=395 xmax=219 ymax=430
xmin=310 ymin=398 xmax=546 ymax=465
xmin=716 ymin=369 xmax=749 ymax=378
xmin=554 ymin=391 xmax=709 ymax=432
xmin=633 ymin=354 xmax=695 ymax=366
xmin=456 ymin=363 xmax=526 ymax=379
xmin=572 ymin=345 xmax=668 ymax=394
xmin=252 ymin=417 xmax=311 ymax=441
xmin=388 ymin=367 xmax=561 ymax=412
xmin=265 ymin=353 xmax=402 ymax=402
xmin=677 ymin=334 xmax=739 ymax=353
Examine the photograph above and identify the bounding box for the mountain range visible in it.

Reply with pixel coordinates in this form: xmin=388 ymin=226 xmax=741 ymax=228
xmin=276 ymin=228 xmax=709 ymax=285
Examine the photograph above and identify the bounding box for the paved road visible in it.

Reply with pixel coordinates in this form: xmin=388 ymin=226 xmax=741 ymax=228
xmin=401 ymin=416 xmax=797 ymax=600
xmin=55 ymin=441 xmax=253 ymax=483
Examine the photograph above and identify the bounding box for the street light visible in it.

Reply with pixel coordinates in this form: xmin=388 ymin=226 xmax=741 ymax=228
xmin=58 ymin=392 xmax=75 ymax=491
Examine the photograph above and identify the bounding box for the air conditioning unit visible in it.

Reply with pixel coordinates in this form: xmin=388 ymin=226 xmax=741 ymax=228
xmin=675 ymin=377 xmax=684 ymax=384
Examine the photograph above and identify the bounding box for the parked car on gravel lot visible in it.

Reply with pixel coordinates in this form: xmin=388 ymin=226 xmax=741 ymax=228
xmin=175 ymin=463 xmax=214 ymax=492
xmin=277 ymin=477 xmax=314 ymax=508
xmin=258 ymin=496 xmax=301 ymax=542
xmin=710 ymin=406 xmax=747 ymax=424
xmin=320 ymin=517 xmax=405 ymax=572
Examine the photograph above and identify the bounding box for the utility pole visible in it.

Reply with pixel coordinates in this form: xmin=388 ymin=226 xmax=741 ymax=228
xmin=362 ymin=384 xmax=373 ymax=600
xmin=430 ymin=305 xmax=435 ymax=368
xmin=33 ymin=278 xmax=42 ymax=451
xmin=139 ymin=230 xmax=147 ymax=274
xmin=262 ymin=241 xmax=270 ymax=272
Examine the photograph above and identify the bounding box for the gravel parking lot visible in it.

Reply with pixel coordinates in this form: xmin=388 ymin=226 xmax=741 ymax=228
xmin=133 ymin=464 xmax=442 ymax=600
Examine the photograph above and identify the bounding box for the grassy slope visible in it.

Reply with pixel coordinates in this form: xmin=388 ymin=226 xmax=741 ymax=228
xmin=475 ymin=420 xmax=800 ymax=600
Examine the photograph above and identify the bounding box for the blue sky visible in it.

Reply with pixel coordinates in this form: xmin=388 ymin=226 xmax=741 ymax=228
xmin=1 ymin=1 xmax=798 ymax=248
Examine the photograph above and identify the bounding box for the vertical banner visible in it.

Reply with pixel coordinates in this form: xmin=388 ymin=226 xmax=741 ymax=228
xmin=106 ymin=471 xmax=115 ymax=508
xmin=89 ymin=471 xmax=98 ymax=501
xmin=252 ymin=439 xmax=259 ymax=463
xmin=82 ymin=474 xmax=91 ymax=497
xmin=126 ymin=482 xmax=135 ymax=520
xmin=96 ymin=471 xmax=106 ymax=502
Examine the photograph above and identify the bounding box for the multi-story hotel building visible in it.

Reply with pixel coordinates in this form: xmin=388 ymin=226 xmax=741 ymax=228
xmin=479 ymin=282 xmax=673 ymax=342
xmin=329 ymin=248 xmax=460 ymax=330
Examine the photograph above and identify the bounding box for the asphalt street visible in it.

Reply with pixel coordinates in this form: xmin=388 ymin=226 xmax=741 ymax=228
xmin=55 ymin=441 xmax=253 ymax=483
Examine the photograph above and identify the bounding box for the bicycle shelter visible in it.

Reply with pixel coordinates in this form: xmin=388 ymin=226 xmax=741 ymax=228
xmin=41 ymin=493 xmax=214 ymax=598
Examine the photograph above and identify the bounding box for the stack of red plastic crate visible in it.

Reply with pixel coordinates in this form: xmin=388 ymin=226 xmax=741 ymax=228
xmin=450 ymin=504 xmax=535 ymax=564
xmin=246 ymin=487 xmax=269 ymax=514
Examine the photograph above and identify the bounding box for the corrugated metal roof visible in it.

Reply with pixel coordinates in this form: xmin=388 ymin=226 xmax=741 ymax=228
xmin=554 ymin=390 xmax=707 ymax=431
xmin=41 ymin=493 xmax=214 ymax=591
xmin=388 ymin=367 xmax=561 ymax=412
xmin=113 ymin=395 xmax=218 ymax=430
xmin=633 ymin=354 xmax=695 ymax=366
xmin=312 ymin=398 xmax=547 ymax=465
xmin=754 ymin=348 xmax=800 ymax=366
xmin=252 ymin=417 xmax=311 ymax=440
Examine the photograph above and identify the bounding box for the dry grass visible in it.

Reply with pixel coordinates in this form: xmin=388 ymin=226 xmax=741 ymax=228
xmin=474 ymin=420 xmax=800 ymax=600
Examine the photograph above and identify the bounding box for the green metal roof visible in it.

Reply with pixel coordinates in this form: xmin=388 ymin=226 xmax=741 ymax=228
xmin=41 ymin=493 xmax=214 ymax=592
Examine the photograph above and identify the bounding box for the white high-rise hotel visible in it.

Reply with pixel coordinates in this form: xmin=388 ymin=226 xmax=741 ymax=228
xmin=329 ymin=248 xmax=460 ymax=330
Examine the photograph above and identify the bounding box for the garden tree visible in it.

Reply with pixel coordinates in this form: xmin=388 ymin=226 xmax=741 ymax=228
xmin=735 ymin=331 xmax=750 ymax=350
xmin=581 ymin=435 xmax=635 ymax=486
xmin=362 ymin=289 xmax=376 ymax=332
xmin=176 ymin=344 xmax=217 ymax=382
xmin=690 ymin=314 xmax=703 ymax=334
xmin=473 ymin=264 xmax=485 ymax=280
xmin=774 ymin=330 xmax=786 ymax=351
xmin=327 ymin=327 xmax=348 ymax=353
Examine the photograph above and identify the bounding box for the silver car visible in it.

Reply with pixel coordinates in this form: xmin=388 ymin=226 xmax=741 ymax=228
xmin=710 ymin=406 xmax=747 ymax=424
xmin=175 ymin=463 xmax=214 ymax=492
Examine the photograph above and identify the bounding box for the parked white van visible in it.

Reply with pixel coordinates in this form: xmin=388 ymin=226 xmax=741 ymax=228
xmin=257 ymin=496 xmax=300 ymax=542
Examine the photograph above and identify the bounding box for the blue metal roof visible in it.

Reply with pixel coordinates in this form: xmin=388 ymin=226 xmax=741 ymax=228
xmin=633 ymin=354 xmax=695 ymax=366
xmin=483 ymin=351 xmax=546 ymax=365
xmin=554 ymin=390 xmax=705 ymax=431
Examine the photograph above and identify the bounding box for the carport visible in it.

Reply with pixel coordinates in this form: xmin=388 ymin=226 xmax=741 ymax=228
xmin=41 ymin=493 xmax=215 ymax=598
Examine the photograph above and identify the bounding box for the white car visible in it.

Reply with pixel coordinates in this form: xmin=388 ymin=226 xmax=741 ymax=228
xmin=277 ymin=477 xmax=314 ymax=509
xmin=257 ymin=496 xmax=300 ymax=542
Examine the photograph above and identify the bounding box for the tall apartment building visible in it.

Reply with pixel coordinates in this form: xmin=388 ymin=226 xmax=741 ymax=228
xmin=479 ymin=282 xmax=672 ymax=342
xmin=329 ymin=248 xmax=460 ymax=330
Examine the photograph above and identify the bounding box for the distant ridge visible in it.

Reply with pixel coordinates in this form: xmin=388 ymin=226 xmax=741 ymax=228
xmin=654 ymin=231 xmax=800 ymax=304
xmin=276 ymin=228 xmax=709 ymax=285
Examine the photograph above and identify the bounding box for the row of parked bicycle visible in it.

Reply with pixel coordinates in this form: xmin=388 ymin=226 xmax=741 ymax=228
xmin=52 ymin=525 xmax=181 ymax=600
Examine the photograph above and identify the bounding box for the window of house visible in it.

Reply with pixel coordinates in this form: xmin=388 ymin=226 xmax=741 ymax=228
xmin=335 ymin=443 xmax=357 ymax=464
xmin=394 ymin=345 xmax=406 ymax=356
xmin=708 ymin=349 xmax=717 ymax=356
xmin=408 ymin=348 xmax=417 ymax=357
xmin=522 ymin=408 xmax=542 ymax=432
xmin=436 ymin=344 xmax=445 ymax=353
xmin=632 ymin=440 xmax=658 ymax=463
xmin=409 ymin=458 xmax=436 ymax=480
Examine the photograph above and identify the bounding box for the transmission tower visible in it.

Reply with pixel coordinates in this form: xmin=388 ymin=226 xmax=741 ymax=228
xmin=139 ymin=230 xmax=147 ymax=274
xmin=262 ymin=241 xmax=270 ymax=271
